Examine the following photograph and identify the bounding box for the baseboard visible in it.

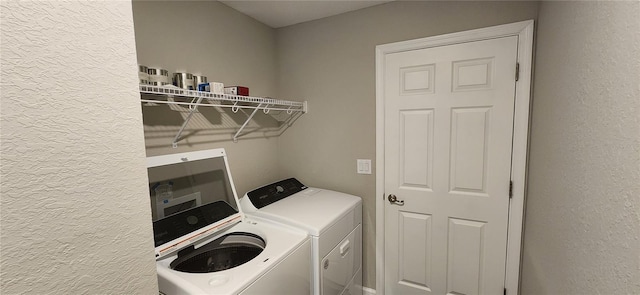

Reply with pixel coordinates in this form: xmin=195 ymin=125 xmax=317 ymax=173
xmin=363 ymin=286 xmax=376 ymax=295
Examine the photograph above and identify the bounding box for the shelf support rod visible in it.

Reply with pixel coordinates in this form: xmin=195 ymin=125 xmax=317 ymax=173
xmin=233 ymin=103 xmax=263 ymax=143
xmin=172 ymin=96 xmax=204 ymax=148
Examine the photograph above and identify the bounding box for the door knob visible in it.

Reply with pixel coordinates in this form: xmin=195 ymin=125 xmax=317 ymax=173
xmin=387 ymin=194 xmax=404 ymax=205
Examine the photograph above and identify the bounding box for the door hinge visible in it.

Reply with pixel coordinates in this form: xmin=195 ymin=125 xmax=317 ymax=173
xmin=515 ymin=63 xmax=520 ymax=81
xmin=509 ymin=180 xmax=513 ymax=198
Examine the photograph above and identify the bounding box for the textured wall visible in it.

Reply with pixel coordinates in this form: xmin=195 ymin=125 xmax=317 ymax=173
xmin=522 ymin=1 xmax=640 ymax=294
xmin=132 ymin=0 xmax=283 ymax=196
xmin=0 ymin=1 xmax=158 ymax=294
xmin=275 ymin=1 xmax=539 ymax=289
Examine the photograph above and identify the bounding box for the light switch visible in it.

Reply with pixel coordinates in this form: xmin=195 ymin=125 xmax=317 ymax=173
xmin=357 ymin=159 xmax=372 ymax=174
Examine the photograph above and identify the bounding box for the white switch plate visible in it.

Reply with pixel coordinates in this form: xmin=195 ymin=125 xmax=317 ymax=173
xmin=357 ymin=159 xmax=372 ymax=174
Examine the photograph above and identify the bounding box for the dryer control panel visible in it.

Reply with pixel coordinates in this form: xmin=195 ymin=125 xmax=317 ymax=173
xmin=246 ymin=178 xmax=307 ymax=209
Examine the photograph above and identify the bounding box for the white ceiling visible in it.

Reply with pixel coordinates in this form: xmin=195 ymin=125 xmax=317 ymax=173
xmin=220 ymin=1 xmax=393 ymax=28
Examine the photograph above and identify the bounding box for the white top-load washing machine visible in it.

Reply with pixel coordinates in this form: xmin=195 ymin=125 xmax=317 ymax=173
xmin=240 ymin=178 xmax=362 ymax=295
xmin=147 ymin=149 xmax=312 ymax=295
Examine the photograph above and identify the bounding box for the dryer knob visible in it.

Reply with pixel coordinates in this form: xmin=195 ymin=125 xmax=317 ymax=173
xmin=323 ymin=260 xmax=329 ymax=270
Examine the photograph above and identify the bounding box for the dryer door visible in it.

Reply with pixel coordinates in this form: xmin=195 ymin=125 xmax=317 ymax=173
xmin=321 ymin=224 xmax=362 ymax=295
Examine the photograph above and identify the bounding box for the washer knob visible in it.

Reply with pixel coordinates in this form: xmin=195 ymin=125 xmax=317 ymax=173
xmin=187 ymin=215 xmax=198 ymax=225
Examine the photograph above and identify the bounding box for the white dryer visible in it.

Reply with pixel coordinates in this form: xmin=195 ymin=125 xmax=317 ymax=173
xmin=240 ymin=178 xmax=363 ymax=295
xmin=147 ymin=149 xmax=312 ymax=295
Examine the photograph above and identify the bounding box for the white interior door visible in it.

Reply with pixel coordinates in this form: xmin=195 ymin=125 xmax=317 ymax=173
xmin=383 ymin=36 xmax=518 ymax=295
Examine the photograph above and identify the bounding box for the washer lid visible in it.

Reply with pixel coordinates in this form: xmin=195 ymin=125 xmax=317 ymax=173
xmin=147 ymin=148 xmax=243 ymax=259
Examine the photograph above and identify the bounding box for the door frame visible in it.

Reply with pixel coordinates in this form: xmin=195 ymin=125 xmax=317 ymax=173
xmin=375 ymin=20 xmax=534 ymax=295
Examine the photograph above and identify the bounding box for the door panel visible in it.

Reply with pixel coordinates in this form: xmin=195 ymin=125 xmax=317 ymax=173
xmin=384 ymin=36 xmax=518 ymax=295
xmin=447 ymin=218 xmax=486 ymax=295
xmin=450 ymin=107 xmax=490 ymax=194
xmin=398 ymin=211 xmax=432 ymax=291
xmin=399 ymin=110 xmax=434 ymax=190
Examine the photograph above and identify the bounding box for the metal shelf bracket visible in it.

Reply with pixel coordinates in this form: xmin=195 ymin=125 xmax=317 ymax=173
xmin=172 ymin=96 xmax=204 ymax=148
xmin=233 ymin=103 xmax=264 ymax=143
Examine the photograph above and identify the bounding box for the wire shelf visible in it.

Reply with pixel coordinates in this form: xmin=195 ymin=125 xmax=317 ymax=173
xmin=139 ymin=85 xmax=306 ymax=112
xmin=139 ymin=84 xmax=307 ymax=146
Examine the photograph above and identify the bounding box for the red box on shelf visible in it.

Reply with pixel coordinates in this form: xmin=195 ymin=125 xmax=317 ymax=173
xmin=224 ymin=86 xmax=249 ymax=96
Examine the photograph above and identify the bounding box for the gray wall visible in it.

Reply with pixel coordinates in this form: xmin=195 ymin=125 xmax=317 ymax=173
xmin=275 ymin=1 xmax=539 ymax=289
xmin=0 ymin=1 xmax=157 ymax=293
xmin=132 ymin=0 xmax=282 ymax=196
xmin=521 ymin=1 xmax=640 ymax=294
